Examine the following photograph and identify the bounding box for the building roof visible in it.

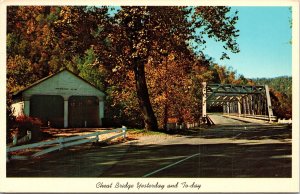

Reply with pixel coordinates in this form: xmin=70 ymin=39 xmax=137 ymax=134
xmin=13 ymin=69 xmax=105 ymax=99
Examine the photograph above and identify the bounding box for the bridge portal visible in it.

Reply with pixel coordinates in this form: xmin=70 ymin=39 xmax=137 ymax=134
xmin=202 ymin=82 xmax=276 ymax=123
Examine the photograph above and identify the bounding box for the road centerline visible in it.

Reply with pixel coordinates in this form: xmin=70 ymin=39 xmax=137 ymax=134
xmin=143 ymin=153 xmax=200 ymax=177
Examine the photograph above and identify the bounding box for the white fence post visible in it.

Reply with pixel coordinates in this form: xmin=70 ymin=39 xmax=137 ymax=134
xmin=95 ymin=134 xmax=99 ymax=142
xmin=27 ymin=130 xmax=32 ymax=141
xmin=58 ymin=137 xmax=64 ymax=150
xmin=122 ymin=126 xmax=127 ymax=140
xmin=13 ymin=134 xmax=18 ymax=146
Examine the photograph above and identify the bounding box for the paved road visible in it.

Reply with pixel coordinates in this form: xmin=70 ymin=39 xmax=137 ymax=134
xmin=208 ymin=114 xmax=247 ymax=125
xmin=100 ymin=125 xmax=291 ymax=178
xmin=7 ymin=143 xmax=131 ymax=177
xmin=7 ymin=116 xmax=292 ymax=178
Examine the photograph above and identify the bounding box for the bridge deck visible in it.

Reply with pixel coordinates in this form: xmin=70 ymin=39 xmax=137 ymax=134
xmin=208 ymin=114 xmax=269 ymax=125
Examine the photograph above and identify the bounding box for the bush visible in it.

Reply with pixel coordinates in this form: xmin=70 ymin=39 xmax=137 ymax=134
xmin=15 ymin=115 xmax=42 ymax=142
xmin=6 ymin=91 xmax=15 ymax=143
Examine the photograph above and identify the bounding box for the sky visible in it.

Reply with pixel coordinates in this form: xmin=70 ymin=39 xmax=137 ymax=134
xmin=202 ymin=6 xmax=292 ymax=79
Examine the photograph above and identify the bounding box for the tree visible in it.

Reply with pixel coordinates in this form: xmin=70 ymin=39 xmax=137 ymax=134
xmin=7 ymin=6 xmax=240 ymax=131
xmin=106 ymin=6 xmax=239 ymax=130
xmin=52 ymin=6 xmax=239 ymax=130
xmin=253 ymin=76 xmax=292 ymax=119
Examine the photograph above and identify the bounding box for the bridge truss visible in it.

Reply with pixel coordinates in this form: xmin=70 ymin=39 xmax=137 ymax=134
xmin=202 ymin=82 xmax=276 ymax=123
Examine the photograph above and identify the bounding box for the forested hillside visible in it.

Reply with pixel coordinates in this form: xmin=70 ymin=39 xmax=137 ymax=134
xmin=6 ymin=6 xmax=292 ymax=132
xmin=252 ymin=76 xmax=292 ymax=119
xmin=252 ymin=76 xmax=292 ymax=98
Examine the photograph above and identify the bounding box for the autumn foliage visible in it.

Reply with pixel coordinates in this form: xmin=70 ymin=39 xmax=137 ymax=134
xmin=6 ymin=6 xmax=292 ymax=132
xmin=14 ymin=115 xmax=43 ymax=141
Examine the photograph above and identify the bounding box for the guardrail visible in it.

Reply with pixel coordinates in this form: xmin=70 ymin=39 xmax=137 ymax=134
xmin=7 ymin=126 xmax=127 ymax=162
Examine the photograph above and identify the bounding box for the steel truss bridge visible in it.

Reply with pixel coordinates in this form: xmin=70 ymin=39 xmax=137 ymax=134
xmin=202 ymin=82 xmax=276 ymax=123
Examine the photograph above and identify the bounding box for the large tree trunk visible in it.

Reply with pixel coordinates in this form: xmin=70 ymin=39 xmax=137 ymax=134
xmin=133 ymin=63 xmax=158 ymax=131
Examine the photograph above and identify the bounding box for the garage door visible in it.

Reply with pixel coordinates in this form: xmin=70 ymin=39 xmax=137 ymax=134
xmin=68 ymin=96 xmax=99 ymax=128
xmin=30 ymin=95 xmax=64 ymax=128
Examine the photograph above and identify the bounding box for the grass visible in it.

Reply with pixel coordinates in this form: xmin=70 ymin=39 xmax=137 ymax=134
xmin=126 ymin=127 xmax=204 ymax=136
xmin=127 ymin=128 xmax=168 ymax=136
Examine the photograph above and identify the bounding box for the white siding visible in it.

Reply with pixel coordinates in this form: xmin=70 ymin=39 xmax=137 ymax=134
xmin=11 ymin=101 xmax=24 ymax=117
xmin=23 ymin=70 xmax=105 ymax=99
xmin=13 ymin=70 xmax=106 ymax=127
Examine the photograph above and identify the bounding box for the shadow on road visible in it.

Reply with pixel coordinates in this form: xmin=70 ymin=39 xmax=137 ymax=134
xmin=7 ymin=141 xmax=291 ymax=178
xmin=7 ymin=144 xmax=129 ymax=177
xmin=7 ymin=124 xmax=292 ymax=178
xmin=202 ymin=124 xmax=291 ymax=141
xmin=168 ymin=124 xmax=291 ymax=141
xmin=100 ymin=143 xmax=291 ymax=178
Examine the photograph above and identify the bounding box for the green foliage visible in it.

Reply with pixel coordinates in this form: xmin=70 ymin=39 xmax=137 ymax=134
xmin=252 ymin=76 xmax=292 ymax=99
xmin=104 ymin=86 xmax=144 ymax=128
xmin=252 ymin=76 xmax=292 ymax=119
xmin=77 ymin=48 xmax=107 ymax=91
xmin=127 ymin=128 xmax=166 ymax=136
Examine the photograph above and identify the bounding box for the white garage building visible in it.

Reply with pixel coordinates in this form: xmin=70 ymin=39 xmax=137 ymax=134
xmin=12 ymin=69 xmax=105 ymax=128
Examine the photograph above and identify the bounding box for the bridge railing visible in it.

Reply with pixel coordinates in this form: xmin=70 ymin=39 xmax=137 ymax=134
xmin=242 ymin=114 xmax=277 ymax=122
xmin=6 ymin=126 xmax=127 ymax=162
xmin=223 ymin=113 xmax=277 ymax=122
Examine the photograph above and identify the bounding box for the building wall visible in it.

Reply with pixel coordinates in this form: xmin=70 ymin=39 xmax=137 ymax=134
xmin=14 ymin=70 xmax=105 ymax=128
xmin=22 ymin=71 xmax=105 ymax=100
